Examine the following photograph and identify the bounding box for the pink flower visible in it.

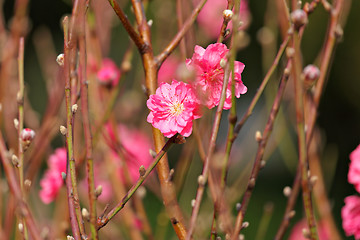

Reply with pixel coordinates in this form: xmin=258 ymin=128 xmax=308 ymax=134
xmin=186 ymin=43 xmax=247 ymax=109
xmin=289 ymin=218 xmax=329 ymax=240
xmin=158 ymin=56 xmax=181 ymax=84
xmin=106 ymin=123 xmax=154 ymax=183
xmin=195 ymin=0 xmax=251 ymax=39
xmin=342 ymin=195 xmax=360 ymax=239
xmin=348 ymin=144 xmax=360 ymax=193
xmin=97 ymin=58 xmax=121 ymax=87
xmin=147 ymin=80 xmax=201 ymax=138
xmin=39 ymin=148 xmax=67 ymax=204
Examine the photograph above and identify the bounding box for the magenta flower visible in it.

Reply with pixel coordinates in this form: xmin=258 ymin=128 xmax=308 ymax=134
xmin=342 ymin=195 xmax=360 ymax=239
xmin=147 ymin=80 xmax=201 ymax=138
xmin=105 ymin=123 xmax=154 ymax=183
xmin=195 ymin=0 xmax=251 ymax=39
xmin=39 ymin=148 xmax=67 ymax=204
xmin=187 ymin=43 xmax=247 ymax=109
xmin=97 ymin=58 xmax=121 ymax=87
xmin=348 ymin=144 xmax=360 ymax=193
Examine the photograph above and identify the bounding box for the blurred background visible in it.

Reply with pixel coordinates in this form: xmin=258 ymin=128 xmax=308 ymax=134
xmin=2 ymin=0 xmax=360 ymax=239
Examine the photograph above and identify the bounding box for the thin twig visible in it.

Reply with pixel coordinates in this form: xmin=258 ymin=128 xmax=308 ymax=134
xmin=232 ymin=63 xmax=291 ymax=239
xmin=97 ymin=135 xmax=178 ymax=229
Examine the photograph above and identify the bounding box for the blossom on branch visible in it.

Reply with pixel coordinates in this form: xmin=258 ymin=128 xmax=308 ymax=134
xmin=97 ymin=58 xmax=121 ymax=87
xmin=39 ymin=148 xmax=67 ymax=204
xmin=348 ymin=144 xmax=360 ymax=193
xmin=147 ymin=80 xmax=201 ymax=138
xmin=342 ymin=195 xmax=360 ymax=239
xmin=186 ymin=43 xmax=247 ymax=109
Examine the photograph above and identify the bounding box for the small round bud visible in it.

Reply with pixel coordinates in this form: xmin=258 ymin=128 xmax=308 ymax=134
xmin=18 ymin=223 xmax=24 ymax=233
xmin=67 ymin=236 xmax=75 ymax=240
xmin=14 ymin=119 xmax=19 ymax=130
xmin=224 ymin=29 xmax=231 ymax=38
xmin=290 ymin=9 xmax=308 ymax=30
xmin=255 ymin=131 xmax=262 ymax=142
xmin=303 ymin=64 xmax=320 ymax=89
xmin=248 ymin=178 xmax=256 ymax=189
xmin=260 ymin=160 xmax=266 ymax=169
xmin=71 ymin=104 xmax=78 ymax=114
xmin=56 ymin=54 xmax=65 ymax=66
xmin=284 ymin=68 xmax=291 ymax=77
xmin=147 ymin=19 xmax=153 ymax=27
xmin=289 ymin=210 xmax=296 ymax=218
xmin=139 ymin=165 xmax=146 ymax=177
xmin=82 ymin=208 xmax=90 ymax=220
xmin=95 ymin=185 xmax=103 ymax=198
xmin=239 ymin=234 xmax=245 ymax=240
xmin=283 ymin=186 xmax=292 ymax=197
xmin=191 ymin=199 xmax=196 ymax=207
xmin=310 ymin=175 xmax=318 ymax=186
xmin=60 ymin=125 xmax=67 ymax=135
xmin=149 ymin=149 xmax=157 ymax=158
xmin=168 ymin=168 xmax=175 ymax=181
xmin=220 ymin=58 xmax=227 ymax=69
xmin=136 ymin=186 xmax=146 ymax=199
xmin=24 ymin=179 xmax=32 ymax=188
xmin=61 ymin=172 xmax=66 ymax=180
xmin=20 ymin=128 xmax=35 ymax=141
xmin=198 ymin=175 xmax=206 ymax=186
xmin=286 ymin=47 xmax=295 ymax=58
xmin=302 ymin=228 xmax=311 ymax=238
xmin=216 ymin=236 xmax=222 ymax=240
xmin=223 ymin=9 xmax=233 ymax=20
xmin=11 ymin=154 xmax=20 ymax=167
xmin=236 ymin=203 xmax=242 ymax=212
xmin=242 ymin=222 xmax=249 ymax=229
xmin=335 ymin=24 xmax=343 ymax=40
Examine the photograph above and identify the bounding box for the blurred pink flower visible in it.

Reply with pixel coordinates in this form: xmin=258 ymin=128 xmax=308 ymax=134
xmin=289 ymin=218 xmax=329 ymax=240
xmin=348 ymin=144 xmax=360 ymax=193
xmin=97 ymin=58 xmax=121 ymax=87
xmin=195 ymin=0 xmax=251 ymax=39
xmin=147 ymin=80 xmax=201 ymax=138
xmin=186 ymin=43 xmax=246 ymax=109
xmin=106 ymin=123 xmax=154 ymax=183
xmin=158 ymin=56 xmax=181 ymax=84
xmin=39 ymin=148 xmax=67 ymax=204
xmin=342 ymin=195 xmax=360 ymax=239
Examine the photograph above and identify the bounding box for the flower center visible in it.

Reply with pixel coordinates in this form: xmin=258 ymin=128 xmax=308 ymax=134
xmin=169 ymin=101 xmax=184 ymax=116
xmin=202 ymin=67 xmax=223 ymax=82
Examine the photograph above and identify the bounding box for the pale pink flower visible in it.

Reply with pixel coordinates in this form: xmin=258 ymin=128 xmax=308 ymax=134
xmin=342 ymin=195 xmax=360 ymax=239
xmin=106 ymin=123 xmax=154 ymax=183
xmin=195 ymin=0 xmax=251 ymax=39
xmin=348 ymin=144 xmax=360 ymax=193
xmin=158 ymin=56 xmax=181 ymax=84
xmin=147 ymin=80 xmax=201 ymax=138
xmin=39 ymin=148 xmax=67 ymax=204
xmin=289 ymin=218 xmax=329 ymax=240
xmin=186 ymin=43 xmax=247 ymax=109
xmin=20 ymin=128 xmax=35 ymax=141
xmin=97 ymin=58 xmax=121 ymax=87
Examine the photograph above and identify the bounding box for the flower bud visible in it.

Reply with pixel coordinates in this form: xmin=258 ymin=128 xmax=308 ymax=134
xmin=95 ymin=185 xmax=103 ymax=198
xmin=71 ymin=104 xmax=78 ymax=114
xmin=60 ymin=125 xmax=67 ymax=135
xmin=20 ymin=128 xmax=35 ymax=151
xmin=56 ymin=54 xmax=64 ymax=66
xmin=223 ymin=9 xmax=233 ymax=21
xmin=303 ymin=64 xmax=320 ymax=89
xmin=290 ymin=9 xmax=308 ymax=30
xmin=139 ymin=165 xmax=146 ymax=177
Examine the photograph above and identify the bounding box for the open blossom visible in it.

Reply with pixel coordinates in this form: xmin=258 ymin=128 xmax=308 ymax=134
xmin=39 ymin=148 xmax=67 ymax=204
xmin=147 ymin=80 xmax=201 ymax=138
xmin=342 ymin=195 xmax=360 ymax=239
xmin=106 ymin=123 xmax=154 ymax=183
xmin=195 ymin=0 xmax=251 ymax=39
xmin=348 ymin=144 xmax=360 ymax=193
xmin=97 ymin=58 xmax=121 ymax=87
xmin=187 ymin=43 xmax=247 ymax=109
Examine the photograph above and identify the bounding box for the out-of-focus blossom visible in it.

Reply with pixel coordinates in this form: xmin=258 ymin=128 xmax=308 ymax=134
xmin=97 ymin=58 xmax=121 ymax=87
xmin=195 ymin=0 xmax=251 ymax=39
xmin=106 ymin=123 xmax=154 ymax=183
xmin=186 ymin=43 xmax=246 ymax=109
xmin=342 ymin=195 xmax=360 ymax=239
xmin=39 ymin=148 xmax=67 ymax=204
xmin=289 ymin=218 xmax=330 ymax=240
xmin=348 ymin=144 xmax=360 ymax=193
xmin=147 ymin=80 xmax=201 ymax=138
xmin=158 ymin=56 xmax=181 ymax=84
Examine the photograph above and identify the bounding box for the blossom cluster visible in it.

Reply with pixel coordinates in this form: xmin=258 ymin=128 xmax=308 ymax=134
xmin=342 ymin=144 xmax=360 ymax=239
xmin=147 ymin=43 xmax=247 ymax=138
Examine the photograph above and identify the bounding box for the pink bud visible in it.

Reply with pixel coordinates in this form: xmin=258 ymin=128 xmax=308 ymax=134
xmin=303 ymin=64 xmax=320 ymax=89
xmin=290 ymin=9 xmax=308 ymax=30
xmin=97 ymin=58 xmax=121 ymax=87
xmin=20 ymin=128 xmax=35 ymax=142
